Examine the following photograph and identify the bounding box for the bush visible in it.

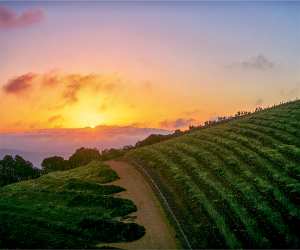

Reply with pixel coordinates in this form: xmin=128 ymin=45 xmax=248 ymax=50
xmin=68 ymin=148 xmax=101 ymax=168
xmin=41 ymin=156 xmax=68 ymax=173
xmin=64 ymin=179 xmax=125 ymax=194
xmin=79 ymin=217 xmax=145 ymax=242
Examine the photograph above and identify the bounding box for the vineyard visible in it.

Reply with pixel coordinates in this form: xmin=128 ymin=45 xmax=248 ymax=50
xmin=126 ymin=100 xmax=300 ymax=248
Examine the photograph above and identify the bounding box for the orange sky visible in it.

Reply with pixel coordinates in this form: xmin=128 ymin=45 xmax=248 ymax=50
xmin=1 ymin=2 xmax=299 ymax=132
xmin=0 ymin=71 xmax=220 ymax=131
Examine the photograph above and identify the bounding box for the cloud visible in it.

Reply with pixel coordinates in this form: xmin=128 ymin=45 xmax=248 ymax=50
xmin=63 ymin=81 xmax=82 ymax=104
xmin=61 ymin=74 xmax=117 ymax=105
xmin=182 ymin=109 xmax=202 ymax=117
xmin=48 ymin=115 xmax=63 ymax=124
xmin=98 ymin=103 xmax=108 ymax=112
xmin=160 ymin=118 xmax=196 ymax=129
xmin=0 ymin=6 xmax=44 ymax=29
xmin=255 ymin=98 xmax=264 ymax=106
xmin=142 ymin=81 xmax=153 ymax=91
xmin=41 ymin=71 xmax=61 ymax=87
xmin=280 ymin=86 xmax=300 ymax=100
xmin=2 ymin=72 xmax=121 ymax=104
xmin=229 ymin=54 xmax=275 ymax=71
xmin=3 ymin=73 xmax=36 ymax=94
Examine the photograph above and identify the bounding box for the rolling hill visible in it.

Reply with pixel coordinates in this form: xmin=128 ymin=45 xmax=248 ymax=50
xmin=126 ymin=100 xmax=300 ymax=248
xmin=0 ymin=161 xmax=145 ymax=248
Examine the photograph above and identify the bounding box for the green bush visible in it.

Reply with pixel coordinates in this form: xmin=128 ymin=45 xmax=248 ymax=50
xmin=0 ymin=161 xmax=145 ymax=248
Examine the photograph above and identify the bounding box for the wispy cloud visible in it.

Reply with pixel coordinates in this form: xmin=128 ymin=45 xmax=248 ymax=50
xmin=2 ymin=72 xmax=120 ymax=103
xmin=0 ymin=6 xmax=44 ymax=29
xmin=255 ymin=98 xmax=264 ymax=106
xmin=160 ymin=118 xmax=196 ymax=130
xmin=229 ymin=54 xmax=275 ymax=71
xmin=182 ymin=109 xmax=202 ymax=117
xmin=280 ymin=85 xmax=300 ymax=100
xmin=3 ymin=73 xmax=36 ymax=94
xmin=47 ymin=115 xmax=64 ymax=124
xmin=63 ymin=81 xmax=82 ymax=104
xmin=61 ymin=74 xmax=117 ymax=105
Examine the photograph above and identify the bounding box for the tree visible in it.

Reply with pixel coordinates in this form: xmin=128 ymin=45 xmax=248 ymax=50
xmin=255 ymin=107 xmax=263 ymax=112
xmin=14 ymin=155 xmax=37 ymax=181
xmin=68 ymin=147 xmax=101 ymax=168
xmin=100 ymin=148 xmax=125 ymax=161
xmin=0 ymin=155 xmax=14 ymax=186
xmin=41 ymin=156 xmax=68 ymax=173
xmin=0 ymin=155 xmax=40 ymax=187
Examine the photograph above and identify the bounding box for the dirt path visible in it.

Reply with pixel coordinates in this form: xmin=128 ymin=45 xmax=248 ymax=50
xmin=101 ymin=160 xmax=179 ymax=249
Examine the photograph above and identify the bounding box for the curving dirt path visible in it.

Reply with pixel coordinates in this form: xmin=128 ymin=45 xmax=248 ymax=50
xmin=101 ymin=160 xmax=179 ymax=249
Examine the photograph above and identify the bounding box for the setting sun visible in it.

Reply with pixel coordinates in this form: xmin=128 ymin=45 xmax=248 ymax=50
xmin=77 ymin=111 xmax=102 ymax=129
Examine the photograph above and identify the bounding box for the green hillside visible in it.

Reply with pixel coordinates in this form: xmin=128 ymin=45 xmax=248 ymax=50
xmin=0 ymin=161 xmax=145 ymax=248
xmin=126 ymin=100 xmax=300 ymax=248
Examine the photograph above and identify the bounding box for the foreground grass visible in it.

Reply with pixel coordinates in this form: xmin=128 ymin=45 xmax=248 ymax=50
xmin=0 ymin=161 xmax=145 ymax=248
xmin=126 ymin=100 xmax=300 ymax=248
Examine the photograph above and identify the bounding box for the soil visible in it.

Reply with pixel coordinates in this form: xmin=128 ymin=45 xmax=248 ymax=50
xmin=98 ymin=160 xmax=179 ymax=249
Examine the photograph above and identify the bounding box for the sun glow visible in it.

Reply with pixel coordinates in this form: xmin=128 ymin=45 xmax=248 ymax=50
xmin=75 ymin=111 xmax=104 ymax=128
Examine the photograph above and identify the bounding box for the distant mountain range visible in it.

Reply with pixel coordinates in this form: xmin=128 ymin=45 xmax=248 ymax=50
xmin=0 ymin=125 xmax=170 ymax=168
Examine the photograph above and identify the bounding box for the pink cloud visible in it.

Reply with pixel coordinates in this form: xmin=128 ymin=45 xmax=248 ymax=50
xmin=3 ymin=73 xmax=36 ymax=94
xmin=0 ymin=6 xmax=44 ymax=29
xmin=160 ymin=118 xmax=197 ymax=130
xmin=47 ymin=115 xmax=64 ymax=124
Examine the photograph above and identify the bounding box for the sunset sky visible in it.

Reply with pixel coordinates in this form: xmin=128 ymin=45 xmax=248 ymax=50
xmin=1 ymin=1 xmax=300 ymax=132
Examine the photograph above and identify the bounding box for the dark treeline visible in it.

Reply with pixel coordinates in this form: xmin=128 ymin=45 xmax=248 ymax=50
xmin=0 ymin=155 xmax=41 ymax=187
xmin=41 ymin=147 xmax=102 ymax=173
xmin=0 ymin=148 xmax=103 ymax=186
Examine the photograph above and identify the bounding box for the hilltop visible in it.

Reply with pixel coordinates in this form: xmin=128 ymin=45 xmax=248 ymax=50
xmin=126 ymin=100 xmax=300 ymax=248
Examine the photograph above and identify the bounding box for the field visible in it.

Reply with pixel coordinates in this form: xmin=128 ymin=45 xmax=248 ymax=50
xmin=126 ymin=100 xmax=300 ymax=248
xmin=0 ymin=161 xmax=145 ymax=248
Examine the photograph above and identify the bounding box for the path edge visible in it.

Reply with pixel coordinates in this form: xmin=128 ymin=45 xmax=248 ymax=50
xmin=123 ymin=159 xmax=192 ymax=249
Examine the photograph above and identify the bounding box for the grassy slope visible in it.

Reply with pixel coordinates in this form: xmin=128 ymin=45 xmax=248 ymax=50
xmin=126 ymin=100 xmax=300 ymax=248
xmin=0 ymin=161 xmax=145 ymax=249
